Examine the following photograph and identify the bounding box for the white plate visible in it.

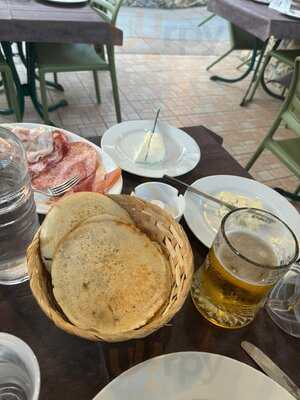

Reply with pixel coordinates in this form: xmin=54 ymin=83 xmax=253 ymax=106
xmin=43 ymin=0 xmax=88 ymax=4
xmin=1 ymin=123 xmax=123 ymax=214
xmin=184 ymin=175 xmax=300 ymax=248
xmin=101 ymin=120 xmax=201 ymax=178
xmin=269 ymin=0 xmax=300 ymax=18
xmin=93 ymin=352 xmax=294 ymax=400
xmin=252 ymin=0 xmax=270 ymax=4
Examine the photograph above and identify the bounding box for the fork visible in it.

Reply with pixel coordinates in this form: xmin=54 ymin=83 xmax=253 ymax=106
xmin=33 ymin=175 xmax=80 ymax=197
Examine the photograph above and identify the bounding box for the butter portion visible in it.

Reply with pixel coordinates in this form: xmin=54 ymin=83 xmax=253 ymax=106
xmin=134 ymin=130 xmax=165 ymax=164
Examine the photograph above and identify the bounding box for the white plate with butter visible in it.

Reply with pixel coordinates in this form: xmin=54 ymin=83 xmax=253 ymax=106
xmin=184 ymin=175 xmax=300 ymax=248
xmin=101 ymin=120 xmax=201 ymax=178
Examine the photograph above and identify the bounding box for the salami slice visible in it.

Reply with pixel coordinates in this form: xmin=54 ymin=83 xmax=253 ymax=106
xmin=32 ymin=142 xmax=98 ymax=190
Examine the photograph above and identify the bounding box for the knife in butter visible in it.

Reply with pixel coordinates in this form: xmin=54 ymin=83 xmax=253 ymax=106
xmin=241 ymin=341 xmax=300 ymax=399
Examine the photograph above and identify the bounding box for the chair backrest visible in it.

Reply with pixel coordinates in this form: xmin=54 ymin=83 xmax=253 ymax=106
xmin=281 ymin=57 xmax=300 ymax=137
xmin=91 ymin=0 xmax=124 ymax=26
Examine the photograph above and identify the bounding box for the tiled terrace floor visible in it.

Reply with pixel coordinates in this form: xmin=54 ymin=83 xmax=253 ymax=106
xmin=0 ymin=50 xmax=298 ymax=193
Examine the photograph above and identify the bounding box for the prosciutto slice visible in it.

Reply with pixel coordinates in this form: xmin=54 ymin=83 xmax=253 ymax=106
xmin=12 ymin=127 xmax=54 ymax=163
xmin=32 ymin=142 xmax=98 ymax=190
xmin=11 ymin=127 xmax=70 ymax=179
xmin=11 ymin=126 xmax=121 ymax=196
xmin=28 ymin=131 xmax=69 ymax=179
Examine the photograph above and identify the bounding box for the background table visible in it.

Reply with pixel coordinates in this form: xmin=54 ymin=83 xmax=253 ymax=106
xmin=0 ymin=0 xmax=123 ymax=124
xmin=0 ymin=0 xmax=122 ymax=44
xmin=208 ymin=0 xmax=300 ymax=42
xmin=1 ymin=126 xmax=299 ymax=399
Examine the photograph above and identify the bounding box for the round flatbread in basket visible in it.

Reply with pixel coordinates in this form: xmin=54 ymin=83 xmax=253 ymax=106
xmin=27 ymin=194 xmax=194 ymax=342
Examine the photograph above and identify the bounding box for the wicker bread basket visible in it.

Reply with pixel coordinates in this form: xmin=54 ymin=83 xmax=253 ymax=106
xmin=27 ymin=195 xmax=194 ymax=342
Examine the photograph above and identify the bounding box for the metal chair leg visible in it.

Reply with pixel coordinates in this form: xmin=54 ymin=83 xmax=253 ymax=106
xmin=240 ymin=42 xmax=268 ymax=106
xmin=206 ymin=48 xmax=234 ymax=71
xmin=39 ymin=71 xmax=51 ymax=124
xmin=242 ymin=39 xmax=281 ymax=105
xmin=2 ymin=73 xmax=12 ymax=109
xmin=93 ymin=70 xmax=101 ymax=104
xmin=107 ymin=46 xmax=121 ymax=123
xmin=198 ymin=13 xmax=215 ymax=28
xmin=210 ymin=45 xmax=257 ymax=83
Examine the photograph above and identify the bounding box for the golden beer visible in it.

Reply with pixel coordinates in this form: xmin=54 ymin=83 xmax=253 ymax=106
xmin=191 ymin=231 xmax=277 ymax=329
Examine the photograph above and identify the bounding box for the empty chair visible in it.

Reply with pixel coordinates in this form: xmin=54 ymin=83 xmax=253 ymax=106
xmin=33 ymin=0 xmax=124 ymax=124
xmin=245 ymin=44 xmax=300 ymax=103
xmin=0 ymin=48 xmax=21 ymax=121
xmin=246 ymin=56 xmax=300 ymax=193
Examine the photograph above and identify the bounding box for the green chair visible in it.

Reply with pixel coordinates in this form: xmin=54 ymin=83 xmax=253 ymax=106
xmin=0 ymin=49 xmax=21 ymax=121
xmin=246 ymin=56 xmax=300 ymax=193
xmin=207 ymin=23 xmax=265 ymax=80
xmin=34 ymin=0 xmax=123 ymax=124
xmin=245 ymin=44 xmax=300 ymax=103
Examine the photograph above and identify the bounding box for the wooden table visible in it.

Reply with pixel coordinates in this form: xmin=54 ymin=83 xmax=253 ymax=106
xmin=208 ymin=0 xmax=300 ymax=42
xmin=0 ymin=0 xmax=123 ymax=44
xmin=1 ymin=126 xmax=299 ymax=400
xmin=207 ymin=0 xmax=300 ymax=105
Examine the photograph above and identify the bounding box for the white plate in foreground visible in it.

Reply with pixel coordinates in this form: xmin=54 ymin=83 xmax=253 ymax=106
xmin=43 ymin=0 xmax=88 ymax=4
xmin=93 ymin=352 xmax=294 ymax=400
xmin=101 ymin=120 xmax=201 ymax=178
xmin=1 ymin=123 xmax=123 ymax=215
xmin=184 ymin=175 xmax=300 ymax=248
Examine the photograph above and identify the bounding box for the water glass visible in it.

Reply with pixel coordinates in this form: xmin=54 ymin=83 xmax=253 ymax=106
xmin=0 ymin=127 xmax=39 ymax=285
xmin=191 ymin=208 xmax=299 ymax=329
xmin=0 ymin=333 xmax=40 ymax=400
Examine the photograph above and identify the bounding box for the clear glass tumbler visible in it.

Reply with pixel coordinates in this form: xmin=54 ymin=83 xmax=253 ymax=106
xmin=0 ymin=333 xmax=40 ymax=400
xmin=191 ymin=208 xmax=299 ymax=329
xmin=0 ymin=127 xmax=39 ymax=285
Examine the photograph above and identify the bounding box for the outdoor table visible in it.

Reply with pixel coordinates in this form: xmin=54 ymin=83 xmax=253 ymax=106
xmin=0 ymin=0 xmax=123 ymax=121
xmin=207 ymin=0 xmax=300 ymax=105
xmin=1 ymin=125 xmax=299 ymax=399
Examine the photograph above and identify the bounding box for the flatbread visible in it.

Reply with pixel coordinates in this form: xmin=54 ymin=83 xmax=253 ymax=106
xmin=51 ymin=216 xmax=171 ymax=335
xmin=40 ymin=192 xmax=133 ymax=272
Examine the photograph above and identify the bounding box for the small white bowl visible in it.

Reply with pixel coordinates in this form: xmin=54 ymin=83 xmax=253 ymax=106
xmin=132 ymin=182 xmax=185 ymax=222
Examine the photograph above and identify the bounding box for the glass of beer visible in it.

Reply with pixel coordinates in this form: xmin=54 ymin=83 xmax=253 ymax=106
xmin=191 ymin=208 xmax=299 ymax=329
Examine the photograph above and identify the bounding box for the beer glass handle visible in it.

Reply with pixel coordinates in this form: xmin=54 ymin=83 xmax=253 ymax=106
xmin=267 ymin=262 xmax=300 ymax=314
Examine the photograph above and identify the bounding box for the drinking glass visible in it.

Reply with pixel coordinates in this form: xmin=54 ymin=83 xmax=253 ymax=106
xmin=191 ymin=208 xmax=299 ymax=329
xmin=0 ymin=333 xmax=40 ymax=400
xmin=0 ymin=127 xmax=39 ymax=285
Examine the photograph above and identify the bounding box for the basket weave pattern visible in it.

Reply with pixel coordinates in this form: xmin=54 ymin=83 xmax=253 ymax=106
xmin=27 ymin=195 xmax=194 ymax=342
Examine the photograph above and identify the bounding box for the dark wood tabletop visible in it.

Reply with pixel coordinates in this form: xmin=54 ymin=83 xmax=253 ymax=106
xmin=0 ymin=126 xmax=299 ymax=400
xmin=0 ymin=0 xmax=123 ymax=44
xmin=208 ymin=0 xmax=300 ymax=42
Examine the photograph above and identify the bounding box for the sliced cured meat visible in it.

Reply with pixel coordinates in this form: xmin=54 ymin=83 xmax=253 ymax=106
xmin=92 ymin=167 xmax=121 ymax=194
xmin=32 ymin=142 xmax=98 ymax=190
xmin=29 ymin=131 xmax=69 ymax=179
xmin=11 ymin=127 xmax=54 ymax=163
